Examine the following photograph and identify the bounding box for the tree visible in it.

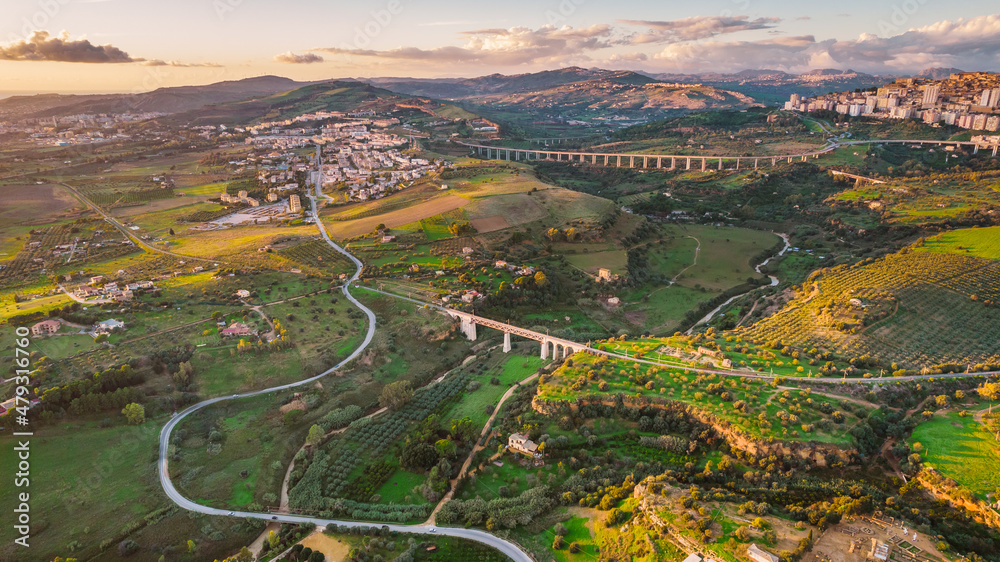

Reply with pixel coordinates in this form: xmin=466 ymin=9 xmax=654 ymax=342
xmin=379 ymin=380 xmax=413 ymax=411
xmin=449 ymin=417 xmax=475 ymax=442
xmin=234 ymin=547 xmax=253 ymax=562
xmin=122 ymin=403 xmax=145 ymax=425
xmin=187 ymin=540 xmax=196 ymax=553
xmin=435 ymin=438 xmax=457 ymax=459
xmin=306 ymin=424 xmax=324 ymax=446
xmin=552 ymin=535 xmax=566 ymax=549
xmin=168 ymin=228 xmax=175 ymax=235
xmin=268 ymin=530 xmax=279 ymax=549
xmin=978 ymin=382 xmax=1000 ymax=403
xmin=401 ymin=442 xmax=438 ymax=470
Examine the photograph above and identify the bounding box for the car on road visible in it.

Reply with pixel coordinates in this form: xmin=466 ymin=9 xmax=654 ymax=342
xmin=228 ymin=511 xmax=234 ymax=516
xmin=272 ymin=516 xmax=278 ymax=520
xmin=429 ymin=527 xmax=436 ymax=533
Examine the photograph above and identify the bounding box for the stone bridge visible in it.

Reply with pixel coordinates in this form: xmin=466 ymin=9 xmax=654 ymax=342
xmin=444 ymin=309 xmax=597 ymax=360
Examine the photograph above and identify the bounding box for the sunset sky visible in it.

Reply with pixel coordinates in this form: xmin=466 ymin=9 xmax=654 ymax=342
xmin=2 ymin=0 xmax=999 ymax=94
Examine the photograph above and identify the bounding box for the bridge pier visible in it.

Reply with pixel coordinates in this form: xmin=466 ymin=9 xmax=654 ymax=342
xmin=671 ymin=157 xmax=676 ymax=170
xmin=503 ymin=332 xmax=511 ymax=353
xmin=701 ymin=158 xmax=706 ymax=172
xmin=718 ymin=158 xmax=723 ymax=170
xmin=993 ymin=145 xmax=998 ymax=157
xmin=754 ymin=158 xmax=758 ymax=169
xmin=540 ymin=339 xmax=549 ymax=360
xmin=686 ymin=157 xmax=691 ymax=170
xmin=460 ymin=317 xmax=477 ymax=341
xmin=772 ymin=157 xmax=777 ymax=166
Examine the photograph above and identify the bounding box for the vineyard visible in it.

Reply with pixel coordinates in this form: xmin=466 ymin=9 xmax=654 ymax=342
xmin=738 ymin=248 xmax=1000 ymax=369
xmin=275 ymin=238 xmax=355 ymax=276
xmin=74 ymin=178 xmax=176 ymax=209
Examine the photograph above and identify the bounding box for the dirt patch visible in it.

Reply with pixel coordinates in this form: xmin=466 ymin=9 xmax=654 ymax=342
xmin=299 ymin=531 xmax=350 ymax=561
xmin=624 ymin=310 xmax=646 ymax=326
xmin=279 ymin=398 xmax=306 ymax=414
xmin=464 ymin=193 xmax=547 ymax=225
xmin=0 ymin=183 xmax=84 ymax=225
xmin=469 ymin=215 xmax=510 ymax=232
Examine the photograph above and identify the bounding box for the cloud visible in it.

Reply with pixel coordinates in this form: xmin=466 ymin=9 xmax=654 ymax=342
xmin=795 ymin=16 xmax=811 ymax=21
xmin=607 ymin=52 xmax=648 ymax=63
xmin=646 ymin=15 xmax=1000 ymax=73
xmin=143 ymin=60 xmax=222 ymax=68
xmin=828 ymin=14 xmax=1000 ymax=71
xmin=620 ymin=16 xmax=781 ymax=44
xmin=316 ymin=24 xmax=614 ymax=66
xmin=0 ymin=30 xmax=138 ymax=63
xmin=652 ymin=35 xmax=827 ymax=72
xmin=273 ymin=51 xmax=324 ymax=64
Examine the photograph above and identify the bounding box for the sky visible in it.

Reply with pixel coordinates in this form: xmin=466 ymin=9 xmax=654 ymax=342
xmin=1 ymin=0 xmax=999 ymax=94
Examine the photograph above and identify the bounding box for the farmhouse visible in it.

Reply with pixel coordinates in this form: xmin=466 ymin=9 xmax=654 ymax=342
xmin=31 ymin=319 xmax=61 ymax=336
xmin=508 ymin=433 xmax=539 ymax=457
xmin=236 ymin=289 xmax=251 ymax=298
xmin=220 ymin=322 xmax=254 ymax=337
xmin=748 ymin=544 xmax=779 ymax=562
xmin=95 ymin=319 xmax=125 ymax=334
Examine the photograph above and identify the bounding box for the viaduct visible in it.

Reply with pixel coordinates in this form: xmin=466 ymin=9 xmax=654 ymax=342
xmin=458 ymin=138 xmax=998 ymax=170
xmin=444 ymin=309 xmax=593 ymax=360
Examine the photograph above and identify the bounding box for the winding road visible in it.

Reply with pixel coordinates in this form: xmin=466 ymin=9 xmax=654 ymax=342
xmin=157 ymin=183 xmax=533 ymax=561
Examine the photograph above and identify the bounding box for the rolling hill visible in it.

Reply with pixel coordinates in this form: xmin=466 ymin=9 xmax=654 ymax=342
xmin=163 ymin=80 xmax=479 ymax=126
xmin=0 ymin=75 xmax=315 ymax=120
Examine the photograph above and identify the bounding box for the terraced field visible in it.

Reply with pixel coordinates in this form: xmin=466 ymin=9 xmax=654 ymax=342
xmin=739 ymin=241 xmax=1000 ymax=369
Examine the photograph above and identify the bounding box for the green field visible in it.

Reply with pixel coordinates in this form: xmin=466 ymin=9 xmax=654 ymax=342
xmin=443 ymin=354 xmax=545 ymax=428
xmin=0 ymin=420 xmax=262 ymax=561
xmin=918 ymin=226 xmax=1000 ymax=261
xmin=908 ymin=409 xmax=1000 ymax=501
xmin=619 ymin=224 xmax=779 ymax=333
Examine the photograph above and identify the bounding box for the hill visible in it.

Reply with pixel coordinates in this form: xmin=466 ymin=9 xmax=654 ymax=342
xmin=0 ymin=75 xmax=313 ymax=119
xmin=365 ymin=66 xmax=657 ymax=99
xmin=915 ymin=67 xmax=965 ymax=79
xmin=366 ymin=67 xmax=757 ymax=127
xmin=163 ymin=80 xmax=476 ymax=126
xmin=647 ymin=68 xmax=890 ymax=102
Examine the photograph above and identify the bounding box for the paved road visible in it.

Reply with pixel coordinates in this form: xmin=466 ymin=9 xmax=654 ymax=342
xmin=157 ymin=180 xmax=531 ymax=561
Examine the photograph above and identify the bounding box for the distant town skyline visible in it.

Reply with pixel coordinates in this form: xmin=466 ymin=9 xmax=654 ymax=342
xmin=1 ymin=1 xmax=999 ymax=94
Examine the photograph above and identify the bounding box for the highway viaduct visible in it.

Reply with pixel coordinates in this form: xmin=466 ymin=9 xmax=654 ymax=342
xmin=458 ymin=138 xmax=998 ymax=170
